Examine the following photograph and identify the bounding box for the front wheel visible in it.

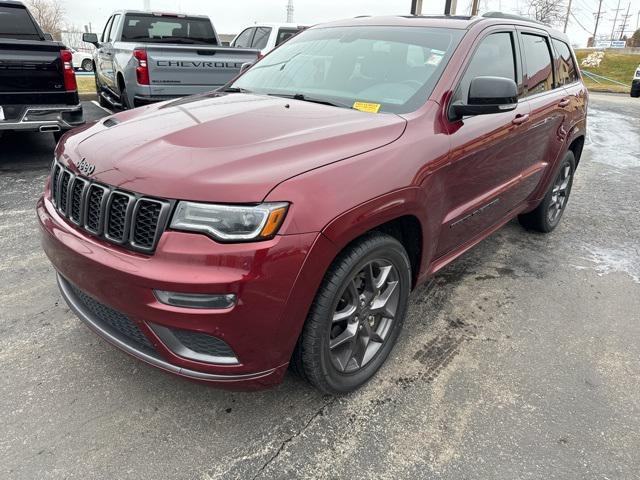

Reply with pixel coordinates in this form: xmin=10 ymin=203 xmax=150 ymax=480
xmin=81 ymin=59 xmax=93 ymax=72
xmin=293 ymin=232 xmax=411 ymax=394
xmin=519 ymin=151 xmax=576 ymax=233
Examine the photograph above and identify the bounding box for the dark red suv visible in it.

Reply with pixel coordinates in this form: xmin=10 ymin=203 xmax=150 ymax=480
xmin=38 ymin=14 xmax=587 ymax=393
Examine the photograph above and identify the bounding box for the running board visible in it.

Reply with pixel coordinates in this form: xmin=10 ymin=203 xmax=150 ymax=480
xmin=99 ymin=89 xmax=122 ymax=109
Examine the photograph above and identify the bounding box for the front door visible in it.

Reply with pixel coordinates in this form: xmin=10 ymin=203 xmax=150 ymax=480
xmin=435 ymin=27 xmax=532 ymax=257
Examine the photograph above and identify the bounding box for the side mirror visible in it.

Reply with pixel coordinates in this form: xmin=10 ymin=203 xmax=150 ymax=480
xmin=43 ymin=32 xmax=54 ymax=40
xmin=240 ymin=62 xmax=254 ymax=74
xmin=451 ymin=76 xmax=518 ymax=119
xmin=83 ymin=32 xmax=99 ymax=46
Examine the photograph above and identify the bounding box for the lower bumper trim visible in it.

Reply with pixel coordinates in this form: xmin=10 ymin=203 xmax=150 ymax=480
xmin=56 ymin=273 xmax=277 ymax=383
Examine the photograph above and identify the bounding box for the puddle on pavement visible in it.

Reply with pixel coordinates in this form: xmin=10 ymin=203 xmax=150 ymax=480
xmin=587 ymin=108 xmax=640 ymax=170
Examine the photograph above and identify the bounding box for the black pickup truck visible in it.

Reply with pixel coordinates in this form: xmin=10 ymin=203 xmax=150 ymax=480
xmin=0 ymin=0 xmax=83 ymax=141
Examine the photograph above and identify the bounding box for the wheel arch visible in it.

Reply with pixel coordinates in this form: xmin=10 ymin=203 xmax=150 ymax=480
xmin=321 ymin=187 xmax=429 ymax=288
xmin=567 ymin=135 xmax=585 ymax=167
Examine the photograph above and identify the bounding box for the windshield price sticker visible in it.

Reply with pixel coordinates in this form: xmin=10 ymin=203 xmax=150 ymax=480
xmin=353 ymin=102 xmax=381 ymax=113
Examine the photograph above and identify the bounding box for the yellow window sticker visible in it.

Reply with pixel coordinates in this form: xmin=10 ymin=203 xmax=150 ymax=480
xmin=353 ymin=101 xmax=381 ymax=113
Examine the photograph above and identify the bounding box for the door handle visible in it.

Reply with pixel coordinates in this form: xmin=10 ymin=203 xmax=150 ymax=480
xmin=558 ymin=98 xmax=570 ymax=108
xmin=512 ymin=114 xmax=529 ymax=125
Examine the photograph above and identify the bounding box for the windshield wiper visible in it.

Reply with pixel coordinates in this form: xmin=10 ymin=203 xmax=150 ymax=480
xmin=219 ymin=86 xmax=253 ymax=94
xmin=267 ymin=93 xmax=352 ymax=109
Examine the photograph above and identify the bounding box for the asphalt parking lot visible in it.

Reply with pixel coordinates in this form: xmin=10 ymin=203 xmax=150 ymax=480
xmin=1 ymin=93 xmax=639 ymax=479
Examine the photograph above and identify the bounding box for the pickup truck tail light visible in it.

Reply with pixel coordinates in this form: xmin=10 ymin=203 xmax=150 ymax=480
xmin=60 ymin=49 xmax=77 ymax=91
xmin=134 ymin=49 xmax=150 ymax=85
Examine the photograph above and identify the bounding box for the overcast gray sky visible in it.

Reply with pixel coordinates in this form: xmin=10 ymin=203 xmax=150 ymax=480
xmin=61 ymin=0 xmax=640 ymax=47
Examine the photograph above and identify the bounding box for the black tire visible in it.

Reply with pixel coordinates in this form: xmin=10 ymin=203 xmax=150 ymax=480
xmin=518 ymin=151 xmax=576 ymax=233
xmin=81 ymin=59 xmax=93 ymax=72
xmin=94 ymin=72 xmax=110 ymax=108
xmin=631 ymin=90 xmax=640 ymax=98
xmin=119 ymin=82 xmax=132 ymax=110
xmin=293 ymin=232 xmax=411 ymax=394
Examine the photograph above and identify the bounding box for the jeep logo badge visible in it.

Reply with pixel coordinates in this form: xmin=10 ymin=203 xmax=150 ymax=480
xmin=77 ymin=158 xmax=96 ymax=176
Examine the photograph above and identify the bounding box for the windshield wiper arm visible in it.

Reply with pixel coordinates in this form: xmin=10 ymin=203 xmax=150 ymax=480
xmin=219 ymin=86 xmax=253 ymax=93
xmin=268 ymin=93 xmax=351 ymax=109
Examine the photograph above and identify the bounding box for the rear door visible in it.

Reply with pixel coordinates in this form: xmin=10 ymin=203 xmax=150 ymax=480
xmin=514 ymin=28 xmax=568 ymax=200
xmin=436 ymin=27 xmax=532 ymax=257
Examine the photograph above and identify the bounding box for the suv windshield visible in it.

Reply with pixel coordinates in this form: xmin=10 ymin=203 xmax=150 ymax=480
xmin=121 ymin=13 xmax=217 ymax=45
xmin=232 ymin=26 xmax=464 ymax=114
xmin=0 ymin=5 xmax=41 ymax=40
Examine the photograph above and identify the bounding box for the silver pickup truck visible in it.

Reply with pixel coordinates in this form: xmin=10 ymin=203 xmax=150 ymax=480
xmin=82 ymin=10 xmax=259 ymax=109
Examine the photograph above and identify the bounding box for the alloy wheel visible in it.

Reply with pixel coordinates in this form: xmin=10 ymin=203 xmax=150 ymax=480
xmin=548 ymin=163 xmax=572 ymax=224
xmin=328 ymin=259 xmax=400 ymax=373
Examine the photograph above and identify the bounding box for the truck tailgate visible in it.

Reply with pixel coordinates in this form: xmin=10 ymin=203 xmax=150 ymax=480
xmin=0 ymin=39 xmax=64 ymax=93
xmin=0 ymin=39 xmax=78 ymax=121
xmin=145 ymin=45 xmax=259 ymax=96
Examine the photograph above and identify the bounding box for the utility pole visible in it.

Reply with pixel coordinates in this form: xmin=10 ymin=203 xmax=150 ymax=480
xmin=618 ymin=2 xmax=631 ymax=40
xmin=471 ymin=0 xmax=480 ymax=16
xmin=592 ymin=0 xmax=603 ymax=44
xmin=610 ymin=0 xmax=623 ymax=41
xmin=563 ymin=0 xmax=573 ymax=33
xmin=411 ymin=0 xmax=423 ymax=15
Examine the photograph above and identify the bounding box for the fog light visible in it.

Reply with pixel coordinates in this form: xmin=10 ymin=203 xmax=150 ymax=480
xmin=154 ymin=290 xmax=236 ymax=309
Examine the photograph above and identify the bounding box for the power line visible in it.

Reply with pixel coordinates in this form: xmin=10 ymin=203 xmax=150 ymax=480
xmin=593 ymin=0 xmax=604 ymax=41
xmin=570 ymin=11 xmax=593 ymax=34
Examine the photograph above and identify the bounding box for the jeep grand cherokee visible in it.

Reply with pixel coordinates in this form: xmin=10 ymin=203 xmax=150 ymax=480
xmin=38 ymin=14 xmax=587 ymax=393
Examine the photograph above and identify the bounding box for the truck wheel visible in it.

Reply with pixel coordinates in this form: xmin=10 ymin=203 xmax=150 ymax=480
xmin=293 ymin=232 xmax=411 ymax=394
xmin=119 ymin=84 xmax=132 ymax=110
xmin=518 ymin=151 xmax=576 ymax=233
xmin=94 ymin=73 xmax=110 ymax=108
xmin=81 ymin=59 xmax=93 ymax=72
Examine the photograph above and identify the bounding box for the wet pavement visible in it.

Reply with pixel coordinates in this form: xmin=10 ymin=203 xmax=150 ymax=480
xmin=1 ymin=94 xmax=639 ymax=479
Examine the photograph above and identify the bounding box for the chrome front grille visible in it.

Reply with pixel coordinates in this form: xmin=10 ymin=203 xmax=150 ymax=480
xmin=50 ymin=160 xmax=172 ymax=253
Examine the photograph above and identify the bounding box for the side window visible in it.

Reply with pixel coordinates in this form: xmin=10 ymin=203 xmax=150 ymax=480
xmin=252 ymin=27 xmax=272 ymax=49
xmin=521 ymin=33 xmax=554 ymax=96
xmin=452 ymin=32 xmax=516 ymax=104
xmin=551 ymin=39 xmax=578 ymax=86
xmin=108 ymin=14 xmax=121 ymax=43
xmin=276 ymin=28 xmax=298 ymax=46
xmin=101 ymin=16 xmax=113 ymax=43
xmin=234 ymin=28 xmax=254 ymax=48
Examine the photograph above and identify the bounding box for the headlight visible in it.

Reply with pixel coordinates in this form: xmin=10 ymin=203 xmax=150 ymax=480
xmin=170 ymin=201 xmax=289 ymax=241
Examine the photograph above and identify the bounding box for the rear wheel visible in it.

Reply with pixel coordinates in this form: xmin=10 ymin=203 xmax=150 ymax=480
xmin=94 ymin=72 xmax=110 ymax=108
xmin=119 ymin=81 xmax=132 ymax=110
xmin=293 ymin=232 xmax=411 ymax=394
xmin=81 ymin=59 xmax=93 ymax=72
xmin=519 ymin=151 xmax=576 ymax=233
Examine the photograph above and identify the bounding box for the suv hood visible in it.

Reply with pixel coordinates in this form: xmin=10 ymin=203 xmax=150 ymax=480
xmin=60 ymin=93 xmax=407 ymax=203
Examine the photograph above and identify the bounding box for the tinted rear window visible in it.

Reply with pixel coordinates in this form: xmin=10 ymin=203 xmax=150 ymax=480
xmin=0 ymin=5 xmax=41 ymax=40
xmin=521 ymin=33 xmax=554 ymax=96
xmin=121 ymin=14 xmax=217 ymax=45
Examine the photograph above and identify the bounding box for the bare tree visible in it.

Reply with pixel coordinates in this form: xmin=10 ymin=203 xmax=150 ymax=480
xmin=525 ymin=0 xmax=566 ymax=26
xmin=27 ymin=0 xmax=66 ymax=40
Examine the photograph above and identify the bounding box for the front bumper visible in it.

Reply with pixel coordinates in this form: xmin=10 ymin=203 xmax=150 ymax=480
xmin=37 ymin=195 xmax=333 ymax=390
xmin=0 ymin=104 xmax=84 ymax=132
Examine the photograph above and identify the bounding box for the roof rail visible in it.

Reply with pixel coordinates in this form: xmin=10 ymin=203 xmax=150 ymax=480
xmin=482 ymin=11 xmax=546 ymax=26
